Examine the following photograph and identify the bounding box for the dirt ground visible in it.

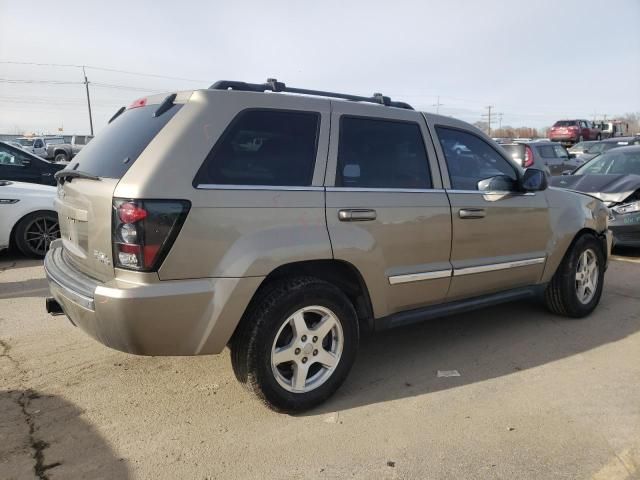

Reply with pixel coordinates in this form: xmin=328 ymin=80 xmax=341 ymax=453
xmin=1 ymin=249 xmax=639 ymax=479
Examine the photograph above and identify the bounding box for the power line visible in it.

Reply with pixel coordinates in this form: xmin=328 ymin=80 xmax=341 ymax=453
xmin=0 ymin=78 xmax=83 ymax=85
xmin=0 ymin=60 xmax=208 ymax=83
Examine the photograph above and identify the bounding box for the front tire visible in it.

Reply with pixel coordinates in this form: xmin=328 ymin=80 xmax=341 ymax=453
xmin=544 ymin=234 xmax=605 ymax=317
xmin=230 ymin=277 xmax=359 ymax=412
xmin=14 ymin=211 xmax=60 ymax=258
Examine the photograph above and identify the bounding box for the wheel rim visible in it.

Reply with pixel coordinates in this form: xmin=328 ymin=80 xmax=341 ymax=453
xmin=270 ymin=305 xmax=344 ymax=394
xmin=24 ymin=217 xmax=59 ymax=256
xmin=575 ymin=248 xmax=598 ymax=304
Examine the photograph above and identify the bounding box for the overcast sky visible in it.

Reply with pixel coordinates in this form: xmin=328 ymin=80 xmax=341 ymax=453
xmin=1 ymin=0 xmax=639 ymax=135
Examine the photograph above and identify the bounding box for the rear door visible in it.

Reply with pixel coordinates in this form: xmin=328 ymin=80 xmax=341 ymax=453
xmin=427 ymin=118 xmax=550 ymax=301
xmin=56 ymin=100 xmax=184 ymax=282
xmin=325 ymin=102 xmax=451 ymax=319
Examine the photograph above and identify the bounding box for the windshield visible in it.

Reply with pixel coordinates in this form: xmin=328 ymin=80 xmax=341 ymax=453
xmin=574 ymin=149 xmax=640 ymax=175
xmin=17 ymin=138 xmax=35 ymax=147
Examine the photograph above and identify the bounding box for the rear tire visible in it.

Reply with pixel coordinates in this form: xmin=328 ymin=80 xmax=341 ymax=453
xmin=230 ymin=276 xmax=359 ymax=412
xmin=54 ymin=152 xmax=68 ymax=163
xmin=14 ymin=211 xmax=60 ymax=258
xmin=544 ymin=234 xmax=605 ymax=318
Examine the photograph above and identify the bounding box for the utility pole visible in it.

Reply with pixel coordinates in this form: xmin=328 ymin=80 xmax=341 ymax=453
xmin=432 ymin=96 xmax=444 ymax=114
xmin=481 ymin=105 xmax=494 ymax=137
xmin=497 ymin=112 xmax=503 ymax=130
xmin=82 ymin=66 xmax=94 ymax=136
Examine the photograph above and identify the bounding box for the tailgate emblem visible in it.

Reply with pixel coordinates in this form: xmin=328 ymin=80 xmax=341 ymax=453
xmin=93 ymin=250 xmax=112 ymax=266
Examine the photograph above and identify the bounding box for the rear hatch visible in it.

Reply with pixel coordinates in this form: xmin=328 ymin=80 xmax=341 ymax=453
xmin=55 ymin=93 xmax=187 ymax=282
xmin=500 ymin=143 xmax=526 ymax=167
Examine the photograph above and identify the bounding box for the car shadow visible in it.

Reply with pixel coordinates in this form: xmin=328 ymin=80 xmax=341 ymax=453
xmin=0 ymin=389 xmax=130 ymax=479
xmin=0 ymin=278 xmax=49 ymax=300
xmin=303 ymin=262 xmax=640 ymax=416
xmin=0 ymin=250 xmax=43 ymax=273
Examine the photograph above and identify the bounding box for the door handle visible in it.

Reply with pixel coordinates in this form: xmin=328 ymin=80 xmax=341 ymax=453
xmin=459 ymin=208 xmax=486 ymax=219
xmin=338 ymin=209 xmax=377 ymax=222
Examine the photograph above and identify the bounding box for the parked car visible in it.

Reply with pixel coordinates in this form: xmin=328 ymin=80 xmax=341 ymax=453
xmin=0 ymin=180 xmax=59 ymax=257
xmin=500 ymin=140 xmax=583 ymax=176
xmin=15 ymin=136 xmax=65 ymax=157
xmin=46 ymin=135 xmax=93 ymax=163
xmin=4 ymin=140 xmax=21 ymax=149
xmin=597 ymin=121 xmax=629 ymax=139
xmin=576 ymin=136 xmax=640 ymax=163
xmin=552 ymin=145 xmax=640 ymax=247
xmin=0 ymin=142 xmax=65 ymax=186
xmin=568 ymin=140 xmax=598 ymax=157
xmin=45 ymin=80 xmax=611 ymax=412
xmin=548 ymin=120 xmax=601 ymax=145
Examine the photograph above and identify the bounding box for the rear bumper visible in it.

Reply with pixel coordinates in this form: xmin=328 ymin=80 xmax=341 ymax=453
xmin=549 ymin=135 xmax=578 ymax=144
xmin=44 ymin=241 xmax=263 ymax=356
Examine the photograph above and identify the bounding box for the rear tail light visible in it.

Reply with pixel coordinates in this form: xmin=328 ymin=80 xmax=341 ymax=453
xmin=112 ymin=199 xmax=190 ymax=271
xmin=523 ymin=145 xmax=534 ymax=168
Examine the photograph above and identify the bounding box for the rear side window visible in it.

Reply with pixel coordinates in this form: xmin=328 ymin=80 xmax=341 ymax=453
xmin=194 ymin=109 xmax=319 ymax=187
xmin=336 ymin=117 xmax=431 ymax=189
xmin=69 ymin=104 xmax=182 ymax=179
xmin=536 ymin=145 xmax=556 ymax=158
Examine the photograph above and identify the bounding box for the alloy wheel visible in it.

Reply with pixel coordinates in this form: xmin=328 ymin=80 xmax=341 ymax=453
xmin=575 ymin=248 xmax=598 ymax=304
xmin=270 ymin=306 xmax=343 ymax=393
xmin=23 ymin=216 xmax=59 ymax=256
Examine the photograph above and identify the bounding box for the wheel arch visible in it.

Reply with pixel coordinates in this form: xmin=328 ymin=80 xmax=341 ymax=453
xmin=240 ymin=259 xmax=375 ymax=335
xmin=541 ymin=227 xmax=607 ymax=283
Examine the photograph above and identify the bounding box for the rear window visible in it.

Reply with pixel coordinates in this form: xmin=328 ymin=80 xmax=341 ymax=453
xmin=500 ymin=144 xmax=525 ymax=161
xmin=554 ymin=121 xmax=578 ymax=127
xmin=194 ymin=109 xmax=319 ymax=187
xmin=69 ymin=104 xmax=182 ymax=179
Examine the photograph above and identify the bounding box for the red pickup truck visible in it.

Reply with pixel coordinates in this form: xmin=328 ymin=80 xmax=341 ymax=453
xmin=548 ymin=120 xmax=601 ymax=146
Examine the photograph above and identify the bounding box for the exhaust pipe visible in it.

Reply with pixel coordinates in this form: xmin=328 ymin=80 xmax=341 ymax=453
xmin=45 ymin=297 xmax=64 ymax=316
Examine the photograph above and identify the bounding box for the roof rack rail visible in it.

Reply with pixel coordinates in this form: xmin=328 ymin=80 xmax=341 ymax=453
xmin=209 ymin=78 xmax=414 ymax=110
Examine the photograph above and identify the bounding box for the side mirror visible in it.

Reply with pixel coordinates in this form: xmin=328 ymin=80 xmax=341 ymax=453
xmin=520 ymin=168 xmax=548 ymax=191
xmin=477 ymin=174 xmax=517 ymax=192
xmin=568 ymin=152 xmax=576 ymax=159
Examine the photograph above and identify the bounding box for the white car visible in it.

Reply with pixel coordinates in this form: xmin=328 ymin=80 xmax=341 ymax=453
xmin=0 ymin=180 xmax=59 ymax=258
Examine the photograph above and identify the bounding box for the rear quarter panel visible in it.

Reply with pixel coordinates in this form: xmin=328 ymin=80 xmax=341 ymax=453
xmin=113 ymin=89 xmax=333 ymax=280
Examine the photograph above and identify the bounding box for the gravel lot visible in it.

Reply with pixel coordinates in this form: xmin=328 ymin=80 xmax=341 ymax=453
xmin=1 ymin=249 xmax=639 ymax=480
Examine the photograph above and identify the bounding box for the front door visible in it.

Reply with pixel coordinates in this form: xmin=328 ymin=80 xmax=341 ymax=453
xmin=428 ymin=121 xmax=550 ymax=301
xmin=325 ymin=102 xmax=452 ymax=319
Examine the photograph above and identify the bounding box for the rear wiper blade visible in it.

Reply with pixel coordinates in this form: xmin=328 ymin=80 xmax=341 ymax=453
xmin=54 ymin=169 xmax=101 ymax=184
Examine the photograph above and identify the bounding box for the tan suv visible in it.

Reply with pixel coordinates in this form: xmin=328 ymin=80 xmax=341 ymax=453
xmin=45 ymin=79 xmax=612 ymax=412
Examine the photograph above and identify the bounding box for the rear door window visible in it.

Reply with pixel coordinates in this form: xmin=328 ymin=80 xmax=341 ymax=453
xmin=69 ymin=104 xmax=182 ymax=179
xmin=336 ymin=116 xmax=432 ymax=189
xmin=194 ymin=109 xmax=319 ymax=187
